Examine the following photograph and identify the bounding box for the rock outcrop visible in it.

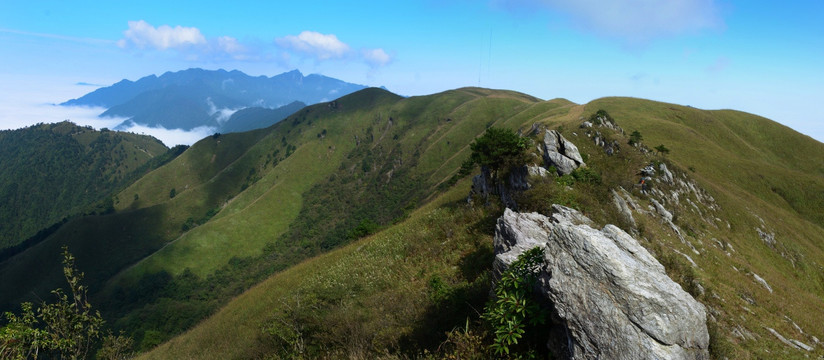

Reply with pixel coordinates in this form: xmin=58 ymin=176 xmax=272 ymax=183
xmin=494 ymin=206 xmax=710 ymax=359
xmin=541 ymin=130 xmax=585 ymax=175
xmin=611 ymin=189 xmax=637 ymax=228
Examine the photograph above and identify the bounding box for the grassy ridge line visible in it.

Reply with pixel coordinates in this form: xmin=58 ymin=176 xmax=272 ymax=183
xmin=414 ymin=95 xmax=535 ymax=176
xmin=138 ymin=178 xmax=478 ymax=359
xmin=585 ymin=97 xmax=824 ymax=227
xmin=424 ymin=100 xmax=574 ymax=189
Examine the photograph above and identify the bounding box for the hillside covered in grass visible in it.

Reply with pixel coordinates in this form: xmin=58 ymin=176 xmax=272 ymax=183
xmin=2 ymin=87 xmax=823 ymax=358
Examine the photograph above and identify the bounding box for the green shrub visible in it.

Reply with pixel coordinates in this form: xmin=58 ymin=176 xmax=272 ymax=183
xmin=572 ymin=167 xmax=601 ymax=184
xmin=483 ymin=247 xmax=547 ymax=356
xmin=470 ymin=128 xmax=528 ymax=185
xmin=628 ymin=130 xmax=643 ymax=146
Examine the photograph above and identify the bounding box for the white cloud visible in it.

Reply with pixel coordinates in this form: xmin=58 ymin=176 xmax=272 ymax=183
xmin=205 ymin=97 xmax=241 ymax=125
xmin=116 ymin=21 xmax=264 ymax=61
xmin=363 ymin=48 xmax=392 ymax=67
xmin=276 ymin=31 xmax=351 ymax=60
xmin=118 ymin=20 xmax=207 ymax=50
xmin=216 ymin=36 xmax=244 ymax=54
xmin=498 ymin=0 xmax=722 ymax=43
xmin=119 ymin=123 xmax=216 ymax=147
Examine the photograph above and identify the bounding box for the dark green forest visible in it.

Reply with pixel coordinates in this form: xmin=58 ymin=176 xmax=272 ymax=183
xmin=0 ymin=122 xmax=173 ymax=250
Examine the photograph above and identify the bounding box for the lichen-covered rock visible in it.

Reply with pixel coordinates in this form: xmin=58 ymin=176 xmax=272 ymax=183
xmin=494 ymin=207 xmax=710 ymax=360
xmin=542 ymin=130 xmax=585 ymax=175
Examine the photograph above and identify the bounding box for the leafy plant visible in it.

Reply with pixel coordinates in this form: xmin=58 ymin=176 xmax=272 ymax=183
xmin=654 ymin=144 xmax=670 ymax=155
xmin=483 ymin=247 xmax=547 ymax=356
xmin=0 ymin=247 xmax=123 ymax=359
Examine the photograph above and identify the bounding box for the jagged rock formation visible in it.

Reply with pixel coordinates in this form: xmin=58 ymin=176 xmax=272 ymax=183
xmin=540 ymin=130 xmax=585 ymax=175
xmin=494 ymin=206 xmax=710 ymax=359
xmin=581 ymin=113 xmax=624 ymax=155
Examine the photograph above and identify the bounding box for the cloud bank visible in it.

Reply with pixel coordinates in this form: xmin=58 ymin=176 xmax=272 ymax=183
xmin=0 ymin=88 xmax=214 ymax=147
xmin=120 ymin=123 xmax=216 ymax=146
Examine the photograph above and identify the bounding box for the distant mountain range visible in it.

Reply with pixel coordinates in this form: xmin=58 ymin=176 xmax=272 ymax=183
xmin=62 ymin=68 xmax=372 ymax=133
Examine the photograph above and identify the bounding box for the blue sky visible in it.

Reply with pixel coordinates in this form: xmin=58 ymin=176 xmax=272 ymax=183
xmin=1 ymin=0 xmax=822 ymax=145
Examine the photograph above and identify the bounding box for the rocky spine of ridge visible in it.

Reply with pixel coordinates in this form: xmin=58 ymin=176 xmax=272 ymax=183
xmin=468 ymin=129 xmax=585 ymax=209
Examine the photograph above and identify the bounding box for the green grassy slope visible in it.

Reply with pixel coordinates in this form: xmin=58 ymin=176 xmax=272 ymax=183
xmin=3 ymin=89 xmax=822 ymax=358
xmin=141 ymin=93 xmax=824 ymax=359
xmin=139 ymin=178 xmax=493 ymax=359
xmin=0 ymin=121 xmax=168 ymax=250
xmin=1 ymin=87 xmax=575 ymax=349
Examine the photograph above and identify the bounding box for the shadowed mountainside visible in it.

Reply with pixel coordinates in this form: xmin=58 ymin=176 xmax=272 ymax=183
xmin=0 ymin=121 xmax=170 ymax=250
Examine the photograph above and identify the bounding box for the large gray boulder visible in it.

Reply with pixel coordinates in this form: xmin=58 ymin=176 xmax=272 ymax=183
xmin=494 ymin=206 xmax=710 ymax=359
xmin=543 ymin=130 xmax=585 ymax=175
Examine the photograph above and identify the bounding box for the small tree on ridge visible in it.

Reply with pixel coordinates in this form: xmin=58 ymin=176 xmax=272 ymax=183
xmin=469 ymin=127 xmax=528 ymax=186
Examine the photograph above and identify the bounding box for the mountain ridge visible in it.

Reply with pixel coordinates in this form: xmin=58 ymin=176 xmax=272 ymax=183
xmin=2 ymin=87 xmax=822 ymax=358
xmin=61 ymin=68 xmax=374 ymax=133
